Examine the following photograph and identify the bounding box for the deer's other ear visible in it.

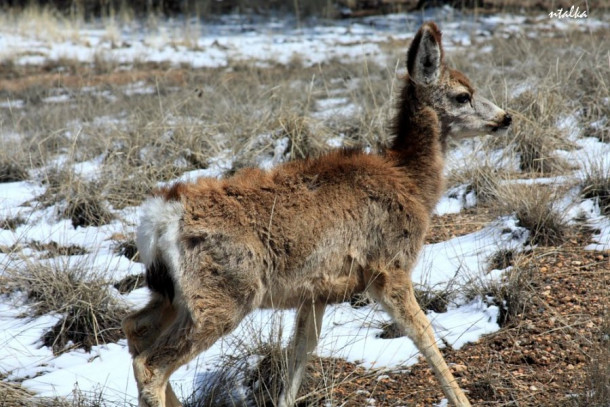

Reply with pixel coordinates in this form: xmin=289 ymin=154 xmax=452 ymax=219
xmin=407 ymin=22 xmax=444 ymax=85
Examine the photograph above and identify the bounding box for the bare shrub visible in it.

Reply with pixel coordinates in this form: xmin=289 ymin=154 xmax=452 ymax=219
xmin=6 ymin=260 xmax=128 ymax=354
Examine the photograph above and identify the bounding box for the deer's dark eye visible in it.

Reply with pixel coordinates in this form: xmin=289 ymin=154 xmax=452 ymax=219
xmin=456 ymin=93 xmax=471 ymax=104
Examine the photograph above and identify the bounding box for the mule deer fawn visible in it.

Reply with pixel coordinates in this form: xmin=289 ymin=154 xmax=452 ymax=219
xmin=123 ymin=21 xmax=511 ymax=407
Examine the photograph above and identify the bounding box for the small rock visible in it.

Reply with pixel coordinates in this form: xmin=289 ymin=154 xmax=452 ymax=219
xmin=451 ymin=364 xmax=468 ymax=374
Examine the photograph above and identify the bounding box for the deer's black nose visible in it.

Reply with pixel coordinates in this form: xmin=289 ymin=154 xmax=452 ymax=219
xmin=502 ymin=113 xmax=512 ymax=127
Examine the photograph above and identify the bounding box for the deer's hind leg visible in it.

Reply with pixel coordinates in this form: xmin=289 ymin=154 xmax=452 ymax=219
xmin=369 ymin=271 xmax=471 ymax=407
xmin=132 ymin=281 xmax=258 ymax=407
xmin=123 ymin=293 xmax=181 ymax=407
xmin=278 ymin=300 xmax=325 ymax=407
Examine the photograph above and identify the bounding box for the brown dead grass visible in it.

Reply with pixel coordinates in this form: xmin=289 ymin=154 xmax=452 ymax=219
xmin=5 ymin=259 xmax=129 ymax=354
xmin=492 ymin=183 xmax=572 ymax=246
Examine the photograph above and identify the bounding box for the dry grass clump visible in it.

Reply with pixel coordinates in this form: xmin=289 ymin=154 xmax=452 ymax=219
xmin=0 ymin=159 xmax=29 ymax=183
xmin=487 ymin=248 xmax=515 ymax=271
xmin=38 ymin=167 xmax=115 ymax=228
xmin=185 ymin=319 xmax=290 ymax=407
xmin=573 ymin=35 xmax=610 ymax=144
xmin=6 ymin=260 xmax=128 ymax=354
xmin=448 ymin=164 xmax=505 ymax=206
xmin=276 ymin=112 xmax=329 ymax=161
xmin=185 ymin=313 xmax=350 ymax=407
xmin=63 ymin=191 xmax=115 ymax=229
xmin=233 ymin=112 xmax=332 ymax=171
xmin=339 ymin=67 xmax=395 ymax=150
xmin=581 ymin=161 xmax=610 ymax=216
xmin=0 ymin=215 xmax=26 ymax=231
xmin=492 ymin=183 xmax=571 ymax=246
xmin=492 ymin=257 xmax=535 ymax=327
xmin=28 ymin=240 xmax=88 ymax=258
xmin=580 ymin=320 xmax=610 ymax=407
xmin=103 ymin=166 xmax=175 ymax=209
xmin=0 ymin=381 xmax=35 ymax=407
xmin=112 ymin=237 xmax=139 ymax=261
xmin=0 ymin=139 xmax=42 ymax=183
xmin=0 ymin=381 xmax=112 ymax=407
xmin=503 ymin=90 xmax=574 ymax=175
xmin=469 ymin=251 xmax=535 ymax=327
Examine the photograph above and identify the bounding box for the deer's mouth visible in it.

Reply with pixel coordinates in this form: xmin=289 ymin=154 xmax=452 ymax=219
xmin=490 ymin=113 xmax=512 ymax=132
xmin=488 ymin=122 xmax=511 ymax=133
xmin=490 ymin=125 xmax=511 ymax=134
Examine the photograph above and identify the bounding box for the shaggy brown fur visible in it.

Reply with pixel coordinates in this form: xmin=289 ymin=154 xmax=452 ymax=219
xmin=123 ymin=21 xmax=511 ymax=407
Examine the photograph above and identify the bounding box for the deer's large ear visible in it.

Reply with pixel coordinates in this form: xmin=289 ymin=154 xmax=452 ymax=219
xmin=407 ymin=22 xmax=444 ymax=85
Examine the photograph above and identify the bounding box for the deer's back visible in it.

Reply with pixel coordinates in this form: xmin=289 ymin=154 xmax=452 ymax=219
xmin=158 ymin=149 xmax=430 ymax=308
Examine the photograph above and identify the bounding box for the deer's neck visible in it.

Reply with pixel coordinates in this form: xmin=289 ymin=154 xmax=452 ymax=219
xmin=389 ymin=80 xmax=446 ymax=213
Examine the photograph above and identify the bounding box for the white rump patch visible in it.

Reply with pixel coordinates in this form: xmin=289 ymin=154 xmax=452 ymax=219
xmin=137 ymin=197 xmax=184 ymax=278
